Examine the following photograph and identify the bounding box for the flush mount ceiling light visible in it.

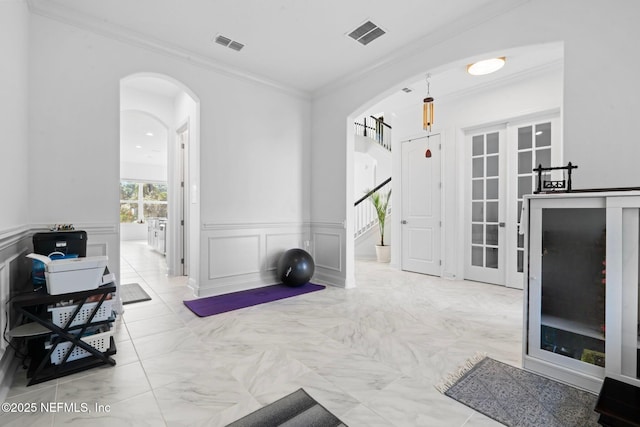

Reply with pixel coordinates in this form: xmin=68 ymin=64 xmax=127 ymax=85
xmin=145 ymin=132 xmax=154 ymax=137
xmin=347 ymin=20 xmax=386 ymax=45
xmin=467 ymin=57 xmax=506 ymax=76
xmin=214 ymin=34 xmax=245 ymax=51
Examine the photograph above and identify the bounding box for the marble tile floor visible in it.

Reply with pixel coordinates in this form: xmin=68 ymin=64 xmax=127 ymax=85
xmin=2 ymin=240 xmax=524 ymax=426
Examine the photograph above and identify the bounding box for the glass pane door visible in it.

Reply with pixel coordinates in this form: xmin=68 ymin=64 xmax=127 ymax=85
xmin=466 ymin=130 xmax=504 ymax=285
xmin=507 ymin=113 xmax=559 ymax=290
xmin=472 ymin=132 xmax=500 ymax=269
xmin=516 ymin=122 xmax=552 ymax=272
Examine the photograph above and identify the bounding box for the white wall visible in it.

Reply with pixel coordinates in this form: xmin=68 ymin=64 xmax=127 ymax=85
xmin=0 ymin=0 xmax=29 ymax=231
xmin=27 ymin=14 xmax=311 ymax=296
xmin=353 ymin=151 xmax=377 ymax=200
xmin=311 ymin=0 xmax=640 ymax=287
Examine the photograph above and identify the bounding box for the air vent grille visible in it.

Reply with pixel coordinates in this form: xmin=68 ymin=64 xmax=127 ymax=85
xmin=401 ymin=87 xmax=413 ymax=93
xmin=348 ymin=20 xmax=386 ymax=45
xmin=228 ymin=41 xmax=245 ymax=51
xmin=214 ymin=34 xmax=244 ymax=51
xmin=215 ymin=35 xmax=232 ymax=47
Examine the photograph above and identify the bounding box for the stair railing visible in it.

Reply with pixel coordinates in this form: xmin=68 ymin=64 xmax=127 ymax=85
xmin=354 ymin=116 xmax=392 ymax=152
xmin=354 ymin=177 xmax=392 ymax=238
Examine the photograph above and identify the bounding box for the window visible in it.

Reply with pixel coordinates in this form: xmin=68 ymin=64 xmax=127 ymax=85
xmin=120 ymin=181 xmax=167 ymax=223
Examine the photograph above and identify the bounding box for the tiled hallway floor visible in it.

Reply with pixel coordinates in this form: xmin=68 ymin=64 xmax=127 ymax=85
xmin=2 ymin=241 xmax=523 ymax=426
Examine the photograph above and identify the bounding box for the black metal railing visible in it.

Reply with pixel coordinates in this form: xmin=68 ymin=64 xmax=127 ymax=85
xmin=354 ymin=177 xmax=392 ymax=238
xmin=354 ymin=116 xmax=392 ymax=152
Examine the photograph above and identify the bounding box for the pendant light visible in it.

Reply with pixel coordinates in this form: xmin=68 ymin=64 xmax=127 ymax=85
xmin=423 ymin=74 xmax=434 ymax=132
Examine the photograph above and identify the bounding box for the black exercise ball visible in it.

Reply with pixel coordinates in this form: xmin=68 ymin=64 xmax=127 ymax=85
xmin=277 ymin=248 xmax=315 ymax=287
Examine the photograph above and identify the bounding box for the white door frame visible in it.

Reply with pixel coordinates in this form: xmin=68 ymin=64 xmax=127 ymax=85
xmin=176 ymin=121 xmax=190 ymax=276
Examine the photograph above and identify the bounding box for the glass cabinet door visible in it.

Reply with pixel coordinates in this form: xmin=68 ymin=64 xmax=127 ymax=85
xmin=528 ymin=198 xmax=607 ymax=378
xmin=539 ymin=207 xmax=606 ymax=364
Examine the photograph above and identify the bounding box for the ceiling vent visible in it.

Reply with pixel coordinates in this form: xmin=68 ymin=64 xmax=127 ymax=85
xmin=401 ymin=87 xmax=413 ymax=93
xmin=214 ymin=34 xmax=245 ymax=51
xmin=347 ymin=20 xmax=386 ymax=46
xmin=228 ymin=41 xmax=245 ymax=51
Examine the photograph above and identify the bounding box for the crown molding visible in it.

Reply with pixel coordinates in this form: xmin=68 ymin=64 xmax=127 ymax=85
xmin=26 ymin=0 xmax=311 ymax=100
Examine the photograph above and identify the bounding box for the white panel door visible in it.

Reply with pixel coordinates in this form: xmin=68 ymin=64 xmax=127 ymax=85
xmin=401 ymin=134 xmax=441 ymax=276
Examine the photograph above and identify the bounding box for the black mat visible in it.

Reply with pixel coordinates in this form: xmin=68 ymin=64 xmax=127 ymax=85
xmin=120 ymin=283 xmax=152 ymax=305
xmin=437 ymin=355 xmax=599 ymax=427
xmin=226 ymin=388 xmax=347 ymax=427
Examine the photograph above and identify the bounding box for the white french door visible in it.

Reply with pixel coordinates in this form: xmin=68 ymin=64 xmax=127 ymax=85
xmin=465 ymin=126 xmax=507 ymax=285
xmin=506 ymin=114 xmax=561 ymax=288
xmin=465 ymin=112 xmax=561 ymax=288
xmin=401 ymin=134 xmax=441 ymax=276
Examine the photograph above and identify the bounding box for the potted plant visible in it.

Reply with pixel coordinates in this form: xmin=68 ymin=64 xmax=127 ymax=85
xmin=369 ymin=188 xmax=391 ymax=262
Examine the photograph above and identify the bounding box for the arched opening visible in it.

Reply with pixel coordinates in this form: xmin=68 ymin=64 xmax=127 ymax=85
xmin=348 ymin=42 xmax=564 ymax=289
xmin=119 ymin=73 xmax=200 ymax=290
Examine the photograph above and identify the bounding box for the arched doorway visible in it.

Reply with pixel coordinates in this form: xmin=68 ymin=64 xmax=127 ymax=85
xmin=347 ymin=43 xmax=564 ymax=288
xmin=119 ymin=73 xmax=200 ymax=282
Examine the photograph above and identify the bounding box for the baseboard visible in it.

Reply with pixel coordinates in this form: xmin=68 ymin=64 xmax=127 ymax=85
xmin=313 ymin=269 xmax=347 ymax=288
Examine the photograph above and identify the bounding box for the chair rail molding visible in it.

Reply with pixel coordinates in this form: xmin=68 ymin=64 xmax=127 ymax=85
xmin=0 ymin=225 xmax=31 ymax=252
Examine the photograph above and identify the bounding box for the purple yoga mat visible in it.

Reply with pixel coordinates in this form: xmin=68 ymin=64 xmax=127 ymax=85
xmin=183 ymin=282 xmax=325 ymax=317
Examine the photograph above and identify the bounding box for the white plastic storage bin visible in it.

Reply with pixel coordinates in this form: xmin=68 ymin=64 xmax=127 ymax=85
xmin=44 ymin=256 xmax=108 ymax=295
xmin=48 ymin=299 xmax=113 ymax=328
xmin=46 ymin=326 xmax=114 ymax=365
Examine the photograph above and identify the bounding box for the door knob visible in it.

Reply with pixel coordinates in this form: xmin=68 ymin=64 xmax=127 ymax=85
xmin=499 ymin=222 xmax=506 ymax=227
xmin=401 ymin=220 xmax=407 ymax=224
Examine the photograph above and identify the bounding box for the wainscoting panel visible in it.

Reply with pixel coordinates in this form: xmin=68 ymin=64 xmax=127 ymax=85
xmin=0 ymin=226 xmax=32 ymax=402
xmin=87 ymin=242 xmax=108 ymax=257
xmin=314 ymin=232 xmax=342 ymax=271
xmin=311 ymin=222 xmax=347 ymax=288
xmin=265 ymin=232 xmax=307 ymax=272
xmin=197 ymin=222 xmax=309 ymax=297
xmin=208 ymin=235 xmax=261 ymax=279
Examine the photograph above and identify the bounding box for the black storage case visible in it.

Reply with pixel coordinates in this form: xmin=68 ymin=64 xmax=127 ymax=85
xmin=32 ymin=231 xmax=87 ymax=257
